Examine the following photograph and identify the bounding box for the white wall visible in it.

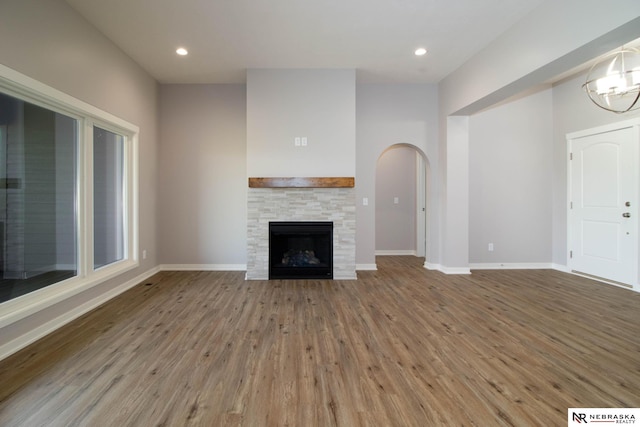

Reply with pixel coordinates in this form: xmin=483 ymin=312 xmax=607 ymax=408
xmin=159 ymin=85 xmax=247 ymax=266
xmin=0 ymin=0 xmax=158 ymax=351
xmin=246 ymin=69 xmax=355 ymax=177
xmin=551 ymin=71 xmax=640 ymax=266
xmin=356 ymin=84 xmax=439 ymax=266
xmin=376 ymin=146 xmax=417 ymax=253
xmin=469 ymin=88 xmax=553 ymax=265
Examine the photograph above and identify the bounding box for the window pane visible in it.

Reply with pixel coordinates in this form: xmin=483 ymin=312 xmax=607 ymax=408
xmin=0 ymin=93 xmax=78 ymax=303
xmin=93 ymin=127 xmax=124 ymax=269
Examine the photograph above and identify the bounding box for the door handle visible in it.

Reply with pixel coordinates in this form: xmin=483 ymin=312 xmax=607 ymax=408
xmin=623 ymin=212 xmax=631 ymax=218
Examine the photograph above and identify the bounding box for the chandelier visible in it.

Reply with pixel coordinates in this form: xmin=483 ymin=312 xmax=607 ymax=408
xmin=582 ymin=47 xmax=640 ymax=114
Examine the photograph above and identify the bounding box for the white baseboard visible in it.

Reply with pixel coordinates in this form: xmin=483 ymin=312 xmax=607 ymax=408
xmin=375 ymin=250 xmax=417 ymax=256
xmin=159 ymin=264 xmax=247 ymax=271
xmin=0 ymin=266 xmax=161 ymax=362
xmin=551 ymin=263 xmax=570 ymax=273
xmin=356 ymin=264 xmax=378 ymax=271
xmin=424 ymin=262 xmax=440 ymax=271
xmin=439 ymin=266 xmax=472 ymax=275
xmin=469 ymin=263 xmax=553 ymax=270
xmin=423 ymin=263 xmax=471 ymax=274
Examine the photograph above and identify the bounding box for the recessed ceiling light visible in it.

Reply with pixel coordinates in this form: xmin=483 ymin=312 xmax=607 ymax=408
xmin=176 ymin=47 xmax=188 ymax=56
xmin=415 ymin=48 xmax=427 ymax=56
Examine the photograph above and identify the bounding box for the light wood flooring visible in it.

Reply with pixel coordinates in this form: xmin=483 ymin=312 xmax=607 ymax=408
xmin=0 ymin=256 xmax=639 ymax=426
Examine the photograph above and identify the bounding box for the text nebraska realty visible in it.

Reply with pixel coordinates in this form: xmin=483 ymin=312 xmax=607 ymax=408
xmin=575 ymin=413 xmax=636 ymax=424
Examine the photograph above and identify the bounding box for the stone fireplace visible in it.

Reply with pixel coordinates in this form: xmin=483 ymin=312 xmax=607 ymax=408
xmin=246 ymin=178 xmax=356 ymax=280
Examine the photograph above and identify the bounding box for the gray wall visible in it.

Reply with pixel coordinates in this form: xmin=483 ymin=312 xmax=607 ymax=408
xmin=247 ymin=69 xmax=356 ymax=177
xmin=437 ymin=0 xmax=640 ymax=271
xmin=468 ymin=67 xmax=640 ymax=268
xmin=376 ymin=146 xmax=417 ymax=252
xmin=0 ymin=0 xmax=158 ymax=346
xmin=356 ymin=84 xmax=439 ymax=266
xmin=161 ymin=83 xmax=439 ymax=267
xmin=158 ymin=84 xmax=247 ymax=266
xmin=469 ymin=88 xmax=553 ymax=265
xmin=160 ymin=83 xmax=437 ymax=267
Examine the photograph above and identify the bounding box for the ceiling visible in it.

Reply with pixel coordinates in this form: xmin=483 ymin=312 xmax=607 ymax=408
xmin=64 ymin=0 xmax=546 ymax=84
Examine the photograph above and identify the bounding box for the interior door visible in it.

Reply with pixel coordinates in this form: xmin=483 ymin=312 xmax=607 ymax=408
xmin=569 ymin=125 xmax=638 ymax=288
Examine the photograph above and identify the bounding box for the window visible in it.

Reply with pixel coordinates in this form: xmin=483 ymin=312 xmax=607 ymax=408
xmin=0 ymin=65 xmax=138 ymax=323
xmin=93 ymin=127 xmax=125 ymax=269
xmin=0 ymin=94 xmax=78 ymax=303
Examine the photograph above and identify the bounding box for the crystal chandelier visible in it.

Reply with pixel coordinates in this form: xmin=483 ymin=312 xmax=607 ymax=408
xmin=583 ymin=47 xmax=640 ymax=114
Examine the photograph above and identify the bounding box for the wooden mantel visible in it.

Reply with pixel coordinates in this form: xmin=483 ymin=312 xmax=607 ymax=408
xmin=248 ymin=177 xmax=355 ymax=188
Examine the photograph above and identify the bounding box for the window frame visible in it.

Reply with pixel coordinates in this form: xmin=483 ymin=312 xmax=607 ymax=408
xmin=0 ymin=64 xmax=139 ymax=329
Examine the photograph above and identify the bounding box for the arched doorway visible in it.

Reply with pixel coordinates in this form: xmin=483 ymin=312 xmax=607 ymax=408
xmin=375 ymin=144 xmax=429 ymax=259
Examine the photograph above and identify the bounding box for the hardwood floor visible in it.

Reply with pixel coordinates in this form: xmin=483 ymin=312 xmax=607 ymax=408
xmin=0 ymin=256 xmax=638 ymax=426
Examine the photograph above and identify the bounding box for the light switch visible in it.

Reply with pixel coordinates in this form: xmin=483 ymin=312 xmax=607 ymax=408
xmin=363 ymin=197 xmax=368 ymax=206
xmin=394 ymin=197 xmax=399 ymax=204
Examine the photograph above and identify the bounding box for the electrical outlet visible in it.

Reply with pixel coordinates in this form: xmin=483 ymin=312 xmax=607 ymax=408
xmin=295 ymin=137 xmax=301 ymax=146
xmin=301 ymin=137 xmax=308 ymax=146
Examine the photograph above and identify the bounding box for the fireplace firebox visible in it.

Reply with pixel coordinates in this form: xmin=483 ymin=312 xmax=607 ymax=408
xmin=269 ymin=221 xmax=333 ymax=279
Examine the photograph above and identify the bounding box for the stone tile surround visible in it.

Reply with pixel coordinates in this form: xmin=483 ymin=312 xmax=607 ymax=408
xmin=247 ymin=187 xmax=356 ymax=280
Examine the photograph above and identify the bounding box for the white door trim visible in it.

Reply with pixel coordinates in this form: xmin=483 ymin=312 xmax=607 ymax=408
xmin=567 ymin=118 xmax=640 ymax=139
xmin=416 ymin=152 xmax=426 ymax=258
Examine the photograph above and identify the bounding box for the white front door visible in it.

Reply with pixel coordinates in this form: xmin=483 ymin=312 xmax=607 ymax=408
xmin=569 ymin=124 xmax=638 ymax=289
